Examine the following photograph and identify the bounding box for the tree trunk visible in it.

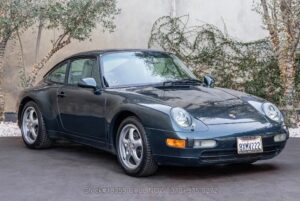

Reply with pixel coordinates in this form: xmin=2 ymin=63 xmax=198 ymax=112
xmin=17 ymin=30 xmax=27 ymax=88
xmin=35 ymin=20 xmax=43 ymax=63
xmin=277 ymin=51 xmax=296 ymax=108
xmin=0 ymin=40 xmax=8 ymax=121
xmin=28 ymin=37 xmax=71 ymax=86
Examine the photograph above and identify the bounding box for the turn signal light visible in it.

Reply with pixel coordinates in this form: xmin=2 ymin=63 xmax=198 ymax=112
xmin=166 ymin=138 xmax=186 ymax=149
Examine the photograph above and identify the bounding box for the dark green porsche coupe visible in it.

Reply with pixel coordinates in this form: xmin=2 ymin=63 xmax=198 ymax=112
xmin=17 ymin=49 xmax=289 ymax=176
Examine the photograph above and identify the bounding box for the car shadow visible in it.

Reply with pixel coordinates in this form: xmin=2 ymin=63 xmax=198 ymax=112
xmin=38 ymin=140 xmax=280 ymax=179
xmin=156 ymin=163 xmax=279 ymax=179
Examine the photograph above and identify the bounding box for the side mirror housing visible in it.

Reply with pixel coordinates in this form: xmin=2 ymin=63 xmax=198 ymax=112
xmin=78 ymin=77 xmax=97 ymax=89
xmin=78 ymin=78 xmax=101 ymax=94
xmin=203 ymin=75 xmax=215 ymax=88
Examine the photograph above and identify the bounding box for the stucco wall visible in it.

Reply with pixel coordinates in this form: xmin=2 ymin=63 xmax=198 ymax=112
xmin=2 ymin=0 xmax=267 ymax=112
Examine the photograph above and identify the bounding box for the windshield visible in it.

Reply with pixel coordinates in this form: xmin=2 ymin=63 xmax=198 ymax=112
xmin=102 ymin=51 xmax=197 ymax=87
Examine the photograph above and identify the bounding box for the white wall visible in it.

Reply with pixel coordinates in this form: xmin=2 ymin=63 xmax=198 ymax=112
xmin=176 ymin=0 xmax=267 ymax=41
xmin=3 ymin=0 xmax=267 ymax=112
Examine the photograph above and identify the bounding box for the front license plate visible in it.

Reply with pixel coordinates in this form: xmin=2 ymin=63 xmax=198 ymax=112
xmin=237 ymin=136 xmax=263 ymax=154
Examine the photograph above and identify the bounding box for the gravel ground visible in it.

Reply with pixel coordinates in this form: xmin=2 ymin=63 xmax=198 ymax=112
xmin=0 ymin=122 xmax=299 ymax=137
xmin=289 ymin=128 xmax=300 ymax=137
xmin=0 ymin=122 xmax=21 ymax=137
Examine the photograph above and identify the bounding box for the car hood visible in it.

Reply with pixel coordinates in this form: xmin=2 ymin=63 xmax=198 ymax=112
xmin=126 ymin=85 xmax=267 ymax=125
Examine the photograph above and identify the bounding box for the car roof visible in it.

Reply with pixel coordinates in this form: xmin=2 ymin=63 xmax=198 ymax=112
xmin=66 ymin=49 xmax=169 ymax=59
xmin=43 ymin=49 xmax=170 ymax=78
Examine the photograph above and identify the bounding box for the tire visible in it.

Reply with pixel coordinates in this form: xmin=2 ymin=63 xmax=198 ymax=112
xmin=20 ymin=101 xmax=53 ymax=149
xmin=116 ymin=116 xmax=158 ymax=177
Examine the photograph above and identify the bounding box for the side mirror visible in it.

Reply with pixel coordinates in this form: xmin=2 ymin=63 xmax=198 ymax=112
xmin=203 ymin=75 xmax=215 ymax=88
xmin=78 ymin=78 xmax=97 ymax=89
xmin=78 ymin=78 xmax=101 ymax=94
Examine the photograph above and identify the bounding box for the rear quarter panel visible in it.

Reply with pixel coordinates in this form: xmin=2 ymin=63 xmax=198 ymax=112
xmin=18 ymin=82 xmax=61 ymax=131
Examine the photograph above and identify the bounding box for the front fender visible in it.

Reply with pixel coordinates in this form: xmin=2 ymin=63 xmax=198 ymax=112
xmin=107 ymin=103 xmax=174 ymax=131
xmin=107 ymin=101 xmax=209 ymax=132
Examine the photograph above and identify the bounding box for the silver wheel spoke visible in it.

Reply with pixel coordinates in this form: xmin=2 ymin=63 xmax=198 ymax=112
xmin=123 ymin=138 xmax=129 ymax=145
xmin=125 ymin=152 xmax=131 ymax=162
xmin=32 ymin=119 xmax=38 ymax=126
xmin=30 ymin=127 xmax=37 ymax=139
xmin=128 ymin=128 xmax=135 ymax=142
xmin=131 ymin=150 xmax=141 ymax=164
xmin=29 ymin=110 xmax=35 ymax=122
xmin=133 ymin=139 xmax=142 ymax=148
xmin=26 ymin=130 xmax=31 ymax=137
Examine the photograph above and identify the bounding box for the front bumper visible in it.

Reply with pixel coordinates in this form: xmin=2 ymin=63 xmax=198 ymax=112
xmin=147 ymin=126 xmax=288 ymax=166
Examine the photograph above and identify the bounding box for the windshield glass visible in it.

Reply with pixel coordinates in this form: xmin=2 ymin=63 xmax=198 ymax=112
xmin=102 ymin=51 xmax=197 ymax=87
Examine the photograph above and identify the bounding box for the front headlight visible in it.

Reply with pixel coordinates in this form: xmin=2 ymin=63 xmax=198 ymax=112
xmin=262 ymin=102 xmax=283 ymax=123
xmin=171 ymin=107 xmax=192 ymax=128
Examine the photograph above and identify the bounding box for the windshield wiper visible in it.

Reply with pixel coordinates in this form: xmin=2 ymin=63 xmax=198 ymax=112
xmin=164 ymin=78 xmax=201 ymax=85
xmin=178 ymin=78 xmax=202 ymax=84
xmin=156 ymin=78 xmax=202 ymax=88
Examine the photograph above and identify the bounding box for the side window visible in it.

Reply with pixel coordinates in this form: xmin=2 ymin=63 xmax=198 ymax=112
xmin=68 ymin=58 xmax=100 ymax=85
xmin=48 ymin=63 xmax=67 ymax=83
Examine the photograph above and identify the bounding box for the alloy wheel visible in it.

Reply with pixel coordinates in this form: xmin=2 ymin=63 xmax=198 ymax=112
xmin=22 ymin=107 xmax=39 ymax=144
xmin=118 ymin=124 xmax=143 ymax=170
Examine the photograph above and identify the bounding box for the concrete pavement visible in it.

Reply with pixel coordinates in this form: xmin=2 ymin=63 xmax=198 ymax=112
xmin=0 ymin=137 xmax=299 ymax=201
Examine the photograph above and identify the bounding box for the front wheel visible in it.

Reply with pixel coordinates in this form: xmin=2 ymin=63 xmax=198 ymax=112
xmin=116 ymin=117 xmax=158 ymax=177
xmin=21 ymin=101 xmax=53 ymax=149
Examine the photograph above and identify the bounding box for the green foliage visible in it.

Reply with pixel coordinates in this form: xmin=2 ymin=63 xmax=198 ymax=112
xmin=43 ymin=0 xmax=120 ymax=41
xmin=1 ymin=0 xmax=120 ymax=51
xmin=21 ymin=0 xmax=120 ymax=87
xmin=0 ymin=0 xmax=38 ymax=41
xmin=148 ymin=15 xmax=300 ymax=106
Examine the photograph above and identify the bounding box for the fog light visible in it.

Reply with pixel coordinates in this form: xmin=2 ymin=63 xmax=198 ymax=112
xmin=166 ymin=138 xmax=186 ymax=149
xmin=194 ymin=140 xmax=217 ymax=148
xmin=274 ymin=134 xmax=287 ymax=142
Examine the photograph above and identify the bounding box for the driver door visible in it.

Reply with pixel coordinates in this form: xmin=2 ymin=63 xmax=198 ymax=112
xmin=57 ymin=57 xmax=106 ymax=141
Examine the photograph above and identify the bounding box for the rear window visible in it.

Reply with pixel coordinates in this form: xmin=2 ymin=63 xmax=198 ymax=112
xmin=48 ymin=63 xmax=68 ymax=83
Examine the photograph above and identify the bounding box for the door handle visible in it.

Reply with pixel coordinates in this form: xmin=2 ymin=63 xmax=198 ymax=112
xmin=57 ymin=91 xmax=66 ymax=98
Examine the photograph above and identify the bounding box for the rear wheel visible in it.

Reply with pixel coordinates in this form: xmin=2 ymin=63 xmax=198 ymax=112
xmin=21 ymin=101 xmax=53 ymax=149
xmin=116 ymin=117 xmax=158 ymax=177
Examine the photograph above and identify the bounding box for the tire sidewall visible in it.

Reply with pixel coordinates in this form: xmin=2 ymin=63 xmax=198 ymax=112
xmin=116 ymin=117 xmax=149 ymax=175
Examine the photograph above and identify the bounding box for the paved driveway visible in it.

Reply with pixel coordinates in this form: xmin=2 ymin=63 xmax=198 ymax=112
xmin=0 ymin=137 xmax=299 ymax=201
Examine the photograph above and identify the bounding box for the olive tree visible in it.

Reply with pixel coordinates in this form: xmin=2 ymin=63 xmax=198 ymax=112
xmin=0 ymin=0 xmax=38 ymax=120
xmin=28 ymin=0 xmax=120 ymax=86
xmin=0 ymin=0 xmax=119 ymax=120
xmin=257 ymin=0 xmax=300 ymax=108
